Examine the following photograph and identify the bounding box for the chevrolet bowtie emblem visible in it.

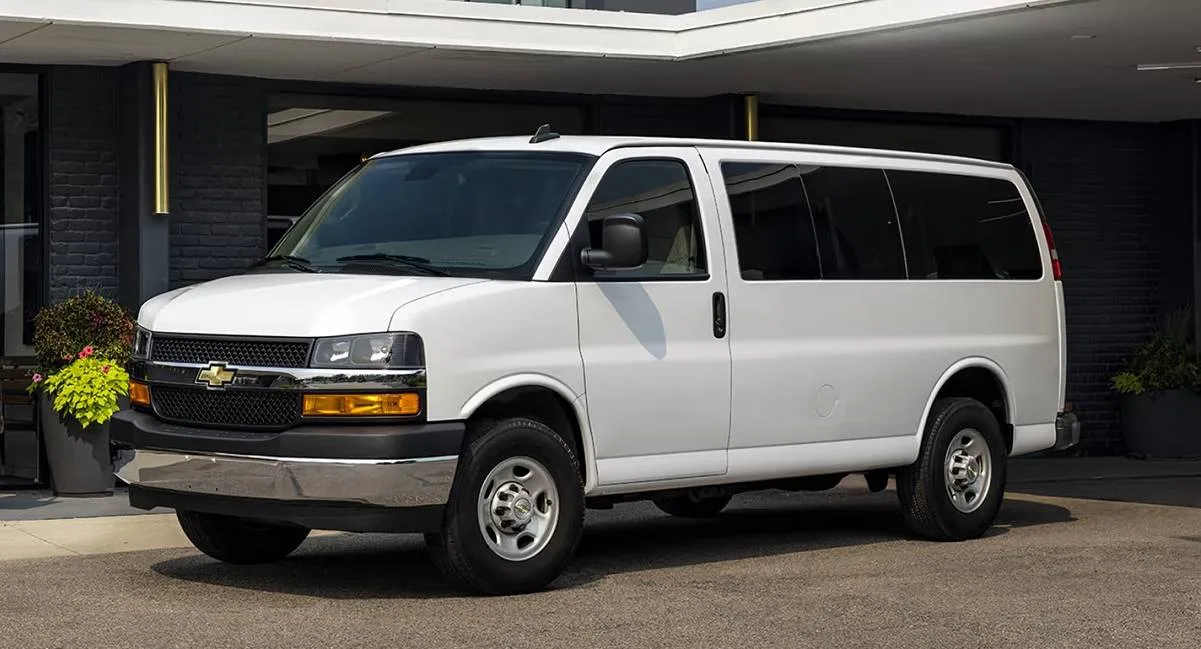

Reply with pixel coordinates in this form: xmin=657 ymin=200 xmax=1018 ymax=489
xmin=196 ymin=362 xmax=236 ymax=388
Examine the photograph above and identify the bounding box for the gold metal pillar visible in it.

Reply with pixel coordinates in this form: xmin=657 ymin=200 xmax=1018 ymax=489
xmin=744 ymin=94 xmax=759 ymax=141
xmin=153 ymin=62 xmax=169 ymax=215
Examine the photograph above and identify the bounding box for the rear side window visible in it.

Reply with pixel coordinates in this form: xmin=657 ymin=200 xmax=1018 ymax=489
xmin=801 ymin=166 xmax=907 ymax=280
xmin=888 ymin=170 xmax=1043 ymax=280
xmin=721 ymin=162 xmax=821 ymax=280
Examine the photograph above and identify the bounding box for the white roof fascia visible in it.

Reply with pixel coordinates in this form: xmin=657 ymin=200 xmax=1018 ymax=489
xmin=0 ymin=0 xmax=1081 ymax=61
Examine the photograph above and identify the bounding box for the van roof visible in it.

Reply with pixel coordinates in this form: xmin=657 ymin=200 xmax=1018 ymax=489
xmin=374 ymin=135 xmax=1015 ymax=171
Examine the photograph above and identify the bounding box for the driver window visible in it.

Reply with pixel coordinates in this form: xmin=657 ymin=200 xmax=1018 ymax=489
xmin=583 ymin=158 xmax=707 ymax=280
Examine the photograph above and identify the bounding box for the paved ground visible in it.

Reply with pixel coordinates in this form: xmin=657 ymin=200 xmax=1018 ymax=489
xmin=0 ymin=486 xmax=149 ymax=521
xmin=3 ymin=465 xmax=1200 ymax=649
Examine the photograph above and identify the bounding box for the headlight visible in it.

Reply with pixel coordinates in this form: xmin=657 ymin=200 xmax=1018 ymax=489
xmin=310 ymin=332 xmax=424 ymax=369
xmin=132 ymin=327 xmax=152 ymax=360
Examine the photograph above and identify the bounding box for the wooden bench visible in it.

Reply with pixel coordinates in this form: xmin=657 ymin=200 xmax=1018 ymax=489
xmin=0 ymin=358 xmax=39 ymax=480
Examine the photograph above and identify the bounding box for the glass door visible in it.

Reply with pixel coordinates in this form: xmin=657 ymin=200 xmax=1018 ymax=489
xmin=0 ymin=72 xmax=43 ymax=487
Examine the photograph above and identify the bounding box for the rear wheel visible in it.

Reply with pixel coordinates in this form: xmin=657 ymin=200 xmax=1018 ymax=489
xmin=426 ymin=417 xmax=585 ymax=595
xmin=653 ymin=492 xmax=732 ymax=518
xmin=896 ymin=397 xmax=1007 ymax=541
xmin=176 ymin=510 xmax=310 ymax=564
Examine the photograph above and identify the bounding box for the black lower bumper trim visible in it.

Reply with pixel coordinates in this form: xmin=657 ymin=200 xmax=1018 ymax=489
xmin=110 ymin=409 xmax=464 ymax=460
xmin=129 ymin=486 xmax=445 ymax=534
xmin=1055 ymin=410 xmax=1082 ymax=451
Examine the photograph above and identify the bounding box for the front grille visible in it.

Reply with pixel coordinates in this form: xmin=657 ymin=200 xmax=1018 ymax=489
xmin=151 ymin=336 xmax=311 ymax=368
xmin=152 ymin=386 xmax=301 ymax=429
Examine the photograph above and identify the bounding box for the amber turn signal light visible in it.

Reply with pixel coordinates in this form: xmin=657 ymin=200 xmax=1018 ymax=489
xmin=302 ymin=393 xmax=421 ymax=417
xmin=129 ymin=381 xmax=151 ymax=407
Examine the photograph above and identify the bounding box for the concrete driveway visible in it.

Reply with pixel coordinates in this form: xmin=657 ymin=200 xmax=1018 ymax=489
xmin=4 ymin=473 xmax=1200 ymax=649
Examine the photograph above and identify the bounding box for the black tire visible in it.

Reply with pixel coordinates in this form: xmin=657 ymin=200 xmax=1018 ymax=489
xmin=652 ymin=493 xmax=732 ymax=518
xmin=896 ymin=397 xmax=1008 ymax=541
xmin=176 ymin=510 xmax=310 ymax=564
xmin=425 ymin=417 xmax=585 ymax=595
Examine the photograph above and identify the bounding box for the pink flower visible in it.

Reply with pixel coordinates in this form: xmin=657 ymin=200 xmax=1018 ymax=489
xmin=31 ymin=373 xmax=43 ymax=383
xmin=62 ymin=355 xmax=72 ymax=361
xmin=101 ymin=365 xmax=110 ymax=375
xmin=79 ymin=345 xmax=94 ymax=359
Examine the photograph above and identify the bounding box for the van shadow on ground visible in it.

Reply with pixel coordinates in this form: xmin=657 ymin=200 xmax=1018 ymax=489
xmin=149 ymin=489 xmax=1073 ymax=600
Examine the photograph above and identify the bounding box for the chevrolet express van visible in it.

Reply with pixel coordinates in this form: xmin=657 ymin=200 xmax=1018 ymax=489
xmin=112 ymin=129 xmax=1080 ymax=595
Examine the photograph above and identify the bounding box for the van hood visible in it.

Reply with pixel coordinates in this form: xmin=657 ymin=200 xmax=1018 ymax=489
xmin=139 ymin=272 xmax=488 ymax=337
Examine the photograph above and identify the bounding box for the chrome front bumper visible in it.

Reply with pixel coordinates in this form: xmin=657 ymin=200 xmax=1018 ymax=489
xmin=114 ymin=448 xmax=458 ymax=509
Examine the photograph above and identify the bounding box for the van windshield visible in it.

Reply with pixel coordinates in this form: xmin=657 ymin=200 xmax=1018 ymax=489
xmin=267 ymin=151 xmax=593 ymax=280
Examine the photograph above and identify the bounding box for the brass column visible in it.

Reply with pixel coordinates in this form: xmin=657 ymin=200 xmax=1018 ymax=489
xmin=153 ymin=62 xmax=169 ymax=215
xmin=744 ymin=94 xmax=759 ymax=141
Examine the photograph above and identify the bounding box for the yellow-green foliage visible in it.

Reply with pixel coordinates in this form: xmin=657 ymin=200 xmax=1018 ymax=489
xmin=40 ymin=355 xmax=130 ymax=428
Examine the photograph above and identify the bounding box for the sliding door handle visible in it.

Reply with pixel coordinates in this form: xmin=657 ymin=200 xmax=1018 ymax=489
xmin=712 ymin=291 xmax=727 ymax=339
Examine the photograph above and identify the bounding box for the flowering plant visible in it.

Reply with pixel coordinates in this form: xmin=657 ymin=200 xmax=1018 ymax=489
xmin=31 ymin=290 xmax=134 ymax=373
xmin=27 ymin=291 xmax=136 ymax=428
xmin=30 ymin=348 xmax=130 ymax=428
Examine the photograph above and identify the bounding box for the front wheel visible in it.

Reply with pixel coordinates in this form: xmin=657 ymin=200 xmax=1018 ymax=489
xmin=176 ymin=510 xmax=310 ymax=564
xmin=896 ymin=397 xmax=1007 ymax=541
xmin=426 ymin=417 xmax=585 ymax=595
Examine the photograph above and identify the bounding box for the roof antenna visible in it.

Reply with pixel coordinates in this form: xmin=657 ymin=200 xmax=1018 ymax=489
xmin=530 ymin=123 xmax=560 ymax=144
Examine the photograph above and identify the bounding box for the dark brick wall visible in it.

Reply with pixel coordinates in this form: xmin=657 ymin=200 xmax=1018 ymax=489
xmin=169 ymin=73 xmax=266 ymax=289
xmin=1018 ymin=120 xmax=1163 ymax=453
xmin=47 ymin=67 xmax=120 ymax=302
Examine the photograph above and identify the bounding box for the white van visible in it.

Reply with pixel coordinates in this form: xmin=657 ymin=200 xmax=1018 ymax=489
xmin=112 ymin=129 xmax=1080 ymax=595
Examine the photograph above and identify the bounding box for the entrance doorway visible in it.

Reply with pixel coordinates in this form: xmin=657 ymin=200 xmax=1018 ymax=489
xmin=265 ymin=94 xmax=586 ymax=248
xmin=0 ymin=72 xmax=43 ymax=487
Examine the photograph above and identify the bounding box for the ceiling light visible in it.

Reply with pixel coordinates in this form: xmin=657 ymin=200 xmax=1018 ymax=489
xmin=1136 ymin=62 xmax=1201 ymax=71
xmin=1070 ymin=34 xmax=1095 ymax=40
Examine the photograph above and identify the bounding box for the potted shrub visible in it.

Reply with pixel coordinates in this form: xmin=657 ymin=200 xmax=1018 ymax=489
xmin=26 ymin=291 xmax=134 ymax=496
xmin=1111 ymin=307 xmax=1201 ymax=459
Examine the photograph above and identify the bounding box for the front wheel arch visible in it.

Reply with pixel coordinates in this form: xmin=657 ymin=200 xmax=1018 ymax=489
xmin=460 ymin=378 xmax=595 ymax=490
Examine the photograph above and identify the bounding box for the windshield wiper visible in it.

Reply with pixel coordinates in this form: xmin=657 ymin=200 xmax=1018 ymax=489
xmin=251 ymin=255 xmax=321 ymax=273
xmin=335 ymin=253 xmax=452 ymax=277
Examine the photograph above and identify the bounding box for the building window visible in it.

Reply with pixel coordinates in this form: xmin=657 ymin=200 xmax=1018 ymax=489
xmin=462 ymin=0 xmax=578 ymax=7
xmin=0 ymin=71 xmax=42 ymax=486
xmin=721 ymin=162 xmax=820 ymax=281
xmin=888 ymin=170 xmax=1043 ymax=280
xmin=583 ymin=158 xmax=707 ymax=280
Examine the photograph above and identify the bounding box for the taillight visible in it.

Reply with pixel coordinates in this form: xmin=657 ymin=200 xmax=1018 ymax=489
xmin=1042 ymin=221 xmax=1062 ymax=281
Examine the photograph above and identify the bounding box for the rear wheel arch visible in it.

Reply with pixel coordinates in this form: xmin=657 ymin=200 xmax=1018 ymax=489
xmin=919 ymin=359 xmax=1014 ymax=453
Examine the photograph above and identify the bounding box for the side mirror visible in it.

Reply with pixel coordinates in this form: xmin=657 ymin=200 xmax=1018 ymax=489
xmin=581 ymin=213 xmax=649 ymax=271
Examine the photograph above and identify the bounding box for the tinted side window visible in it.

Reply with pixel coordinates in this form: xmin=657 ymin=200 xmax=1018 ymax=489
xmin=584 ymin=159 xmax=706 ymax=279
xmin=800 ymin=166 xmax=906 ymax=280
xmin=888 ymin=170 xmax=1042 ymax=280
xmin=721 ymin=162 xmax=821 ymax=280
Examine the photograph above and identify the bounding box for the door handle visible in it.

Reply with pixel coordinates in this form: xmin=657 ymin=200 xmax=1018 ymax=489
xmin=712 ymin=291 xmax=727 ymax=339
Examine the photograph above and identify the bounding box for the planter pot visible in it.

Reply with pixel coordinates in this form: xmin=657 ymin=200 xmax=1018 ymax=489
xmin=39 ymin=396 xmax=114 ymax=496
xmin=1119 ymin=389 xmax=1201 ymax=459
